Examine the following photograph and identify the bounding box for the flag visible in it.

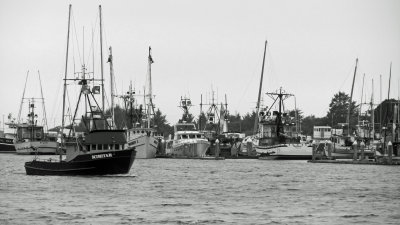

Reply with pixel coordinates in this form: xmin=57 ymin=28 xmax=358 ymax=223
xmin=149 ymin=46 xmax=154 ymax=64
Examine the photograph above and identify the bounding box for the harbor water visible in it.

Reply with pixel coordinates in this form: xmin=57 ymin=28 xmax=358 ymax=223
xmin=1 ymin=154 xmax=399 ymax=224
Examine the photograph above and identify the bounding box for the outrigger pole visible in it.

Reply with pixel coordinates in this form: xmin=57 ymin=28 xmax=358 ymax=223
xmin=347 ymin=58 xmax=358 ymax=136
xmin=38 ymin=70 xmax=48 ymax=133
xmin=99 ymin=5 xmax=105 ymax=127
xmin=108 ymin=46 xmax=115 ymax=128
xmin=253 ymin=40 xmax=268 ymax=135
xmin=17 ymin=70 xmax=29 ymax=124
xmin=61 ymin=4 xmax=72 ymax=161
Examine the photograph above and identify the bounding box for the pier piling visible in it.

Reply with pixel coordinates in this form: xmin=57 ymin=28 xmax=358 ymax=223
xmin=360 ymin=141 xmax=365 ymax=160
xmin=353 ymin=141 xmax=358 ymax=161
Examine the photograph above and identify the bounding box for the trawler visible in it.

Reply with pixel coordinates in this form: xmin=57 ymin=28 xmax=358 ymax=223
xmin=122 ymin=47 xmax=159 ymax=159
xmin=25 ymin=5 xmax=136 ymax=175
xmin=15 ymin=72 xmax=58 ymax=155
xmin=166 ymin=97 xmax=210 ymax=158
xmin=249 ymin=41 xmax=312 ymax=160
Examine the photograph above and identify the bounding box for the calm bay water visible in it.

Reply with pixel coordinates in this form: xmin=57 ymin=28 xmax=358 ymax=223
xmin=1 ymin=154 xmax=399 ymax=224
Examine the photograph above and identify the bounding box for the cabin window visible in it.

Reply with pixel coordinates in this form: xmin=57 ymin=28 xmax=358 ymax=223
xmin=91 ymin=144 xmax=96 ymax=150
xmin=182 ymin=135 xmax=188 ymax=139
xmin=98 ymin=144 xmax=103 ymax=150
xmin=141 ymin=131 xmax=144 ymax=133
xmin=115 ymin=144 xmax=120 ymax=150
xmin=189 ymin=134 xmax=195 ymax=139
xmin=103 ymin=144 xmax=109 ymax=150
xmin=197 ymin=134 xmax=201 ymax=138
xmin=86 ymin=145 xmax=90 ymax=151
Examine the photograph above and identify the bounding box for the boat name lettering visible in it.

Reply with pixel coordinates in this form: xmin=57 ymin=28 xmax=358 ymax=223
xmin=92 ymin=153 xmax=113 ymax=159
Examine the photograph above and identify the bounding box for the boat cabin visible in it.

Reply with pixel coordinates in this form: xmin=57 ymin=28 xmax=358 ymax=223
xmin=16 ymin=124 xmax=44 ymax=141
xmin=313 ymin=126 xmax=332 ymax=140
xmin=66 ymin=130 xmax=127 ymax=161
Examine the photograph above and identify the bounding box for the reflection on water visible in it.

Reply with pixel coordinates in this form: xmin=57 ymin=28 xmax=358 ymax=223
xmin=0 ymin=154 xmax=399 ymax=224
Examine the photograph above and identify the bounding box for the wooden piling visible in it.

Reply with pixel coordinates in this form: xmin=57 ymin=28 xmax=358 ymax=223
xmin=353 ymin=141 xmax=358 ymax=161
xmin=360 ymin=141 xmax=365 ymax=160
xmin=388 ymin=141 xmax=393 ymax=164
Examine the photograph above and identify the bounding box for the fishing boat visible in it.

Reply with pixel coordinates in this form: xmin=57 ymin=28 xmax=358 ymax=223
xmin=14 ymin=72 xmax=58 ymax=155
xmin=165 ymin=97 xmax=210 ymax=158
xmin=25 ymin=5 xmax=136 ymax=175
xmin=0 ymin=117 xmax=16 ymax=153
xmin=248 ymin=41 xmax=312 ymax=160
xmin=121 ymin=47 xmax=159 ymax=159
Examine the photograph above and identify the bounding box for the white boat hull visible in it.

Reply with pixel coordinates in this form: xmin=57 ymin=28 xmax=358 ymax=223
xmin=169 ymin=140 xmax=210 ymax=158
xmin=15 ymin=141 xmax=58 ymax=155
xmin=257 ymin=144 xmax=312 ymax=160
xmin=127 ymin=135 xmax=158 ymax=159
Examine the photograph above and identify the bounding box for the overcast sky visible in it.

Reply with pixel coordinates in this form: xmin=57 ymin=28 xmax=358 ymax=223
xmin=0 ymin=0 xmax=399 ymax=128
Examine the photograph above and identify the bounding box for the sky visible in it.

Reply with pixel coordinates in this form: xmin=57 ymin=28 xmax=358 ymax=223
xmin=0 ymin=0 xmax=399 ymax=128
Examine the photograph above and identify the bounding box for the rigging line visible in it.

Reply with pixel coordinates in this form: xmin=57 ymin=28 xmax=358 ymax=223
xmin=71 ymin=11 xmax=83 ymax=66
xmin=338 ymin=62 xmax=356 ymax=92
xmin=49 ymin=77 xmax=63 ymax=128
xmin=86 ymin=17 xmax=99 ymax=68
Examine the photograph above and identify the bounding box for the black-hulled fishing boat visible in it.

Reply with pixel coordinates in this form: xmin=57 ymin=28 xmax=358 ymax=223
xmin=25 ymin=5 xmax=136 ymax=175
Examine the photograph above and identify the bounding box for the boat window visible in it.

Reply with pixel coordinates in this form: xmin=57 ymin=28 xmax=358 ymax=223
xmin=115 ymin=144 xmax=120 ymax=150
xmin=197 ymin=134 xmax=201 ymax=138
xmin=86 ymin=145 xmax=90 ymax=151
xmin=189 ymin=134 xmax=195 ymax=139
xmin=91 ymin=144 xmax=96 ymax=150
xmin=103 ymin=144 xmax=109 ymax=150
xmin=98 ymin=144 xmax=103 ymax=150
xmin=141 ymin=131 xmax=144 ymax=133
xmin=182 ymin=135 xmax=188 ymax=139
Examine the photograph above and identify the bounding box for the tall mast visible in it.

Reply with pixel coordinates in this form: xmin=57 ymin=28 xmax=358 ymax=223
xmin=18 ymin=71 xmax=29 ymax=124
xmin=359 ymin=73 xmax=365 ymax=123
xmin=380 ymin=74 xmax=382 ymax=133
xmin=200 ymin=94 xmax=203 ymax=130
xmin=371 ymin=79 xmax=375 ymax=139
xmin=147 ymin=46 xmax=154 ymax=128
xmin=38 ymin=70 xmax=48 ymax=133
xmin=61 ymin=4 xmax=72 ymax=160
xmin=387 ymin=62 xmax=392 ymax=101
xmin=108 ymin=46 xmax=115 ymax=129
xmin=99 ymin=5 xmax=105 ymax=119
xmin=253 ymin=40 xmax=268 ymax=135
xmin=347 ymin=58 xmax=358 ymax=136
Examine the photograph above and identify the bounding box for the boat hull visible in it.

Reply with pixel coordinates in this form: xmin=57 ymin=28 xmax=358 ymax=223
xmin=128 ymin=135 xmax=157 ymax=159
xmin=169 ymin=141 xmax=210 ymax=158
xmin=24 ymin=148 xmax=136 ymax=175
xmin=15 ymin=141 xmax=58 ymax=155
xmin=0 ymin=138 xmax=15 ymax=153
xmin=257 ymin=144 xmax=312 ymax=160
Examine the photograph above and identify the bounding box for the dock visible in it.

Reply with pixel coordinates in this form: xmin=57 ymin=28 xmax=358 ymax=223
xmin=308 ymin=159 xmax=400 ymax=165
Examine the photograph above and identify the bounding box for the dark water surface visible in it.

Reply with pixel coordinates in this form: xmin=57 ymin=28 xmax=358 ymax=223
xmin=1 ymin=154 xmax=399 ymax=224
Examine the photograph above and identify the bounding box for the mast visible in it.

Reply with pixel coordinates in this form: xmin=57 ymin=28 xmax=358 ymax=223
xmin=38 ymin=70 xmax=48 ymax=133
xmin=347 ymin=58 xmax=358 ymax=136
xmin=253 ymin=40 xmax=268 ymax=135
xmin=18 ymin=71 xmax=29 ymax=124
xmin=380 ymin=74 xmax=382 ymax=134
xmin=371 ymin=79 xmax=375 ymax=139
xmin=99 ymin=5 xmax=105 ymax=121
xmin=147 ymin=46 xmax=154 ymax=128
xmin=61 ymin=4 xmax=72 ymax=161
xmin=107 ymin=46 xmax=115 ymax=128
xmin=359 ymin=73 xmax=365 ymax=124
xmin=200 ymin=94 xmax=203 ymax=130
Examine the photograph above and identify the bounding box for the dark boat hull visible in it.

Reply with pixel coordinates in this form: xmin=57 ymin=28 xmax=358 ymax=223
xmin=0 ymin=138 xmax=15 ymax=153
xmin=25 ymin=149 xmax=136 ymax=175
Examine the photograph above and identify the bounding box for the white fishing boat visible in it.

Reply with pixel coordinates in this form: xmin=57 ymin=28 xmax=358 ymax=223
xmin=15 ymin=72 xmax=58 ymax=155
xmin=166 ymin=97 xmax=210 ymax=158
xmin=120 ymin=47 xmax=159 ymax=159
xmin=248 ymin=41 xmax=312 ymax=160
